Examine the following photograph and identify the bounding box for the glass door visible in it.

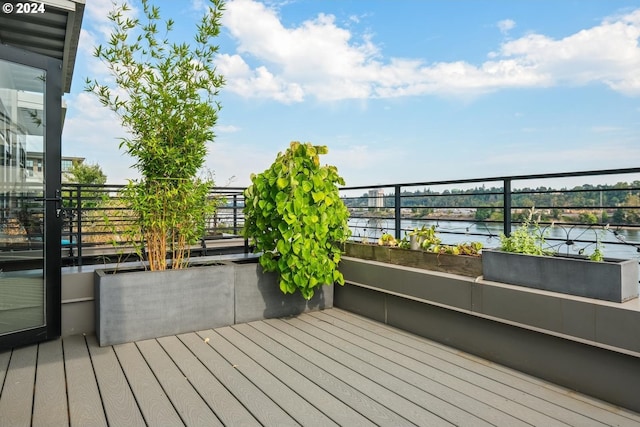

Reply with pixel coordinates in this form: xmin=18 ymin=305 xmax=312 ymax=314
xmin=0 ymin=45 xmax=62 ymax=349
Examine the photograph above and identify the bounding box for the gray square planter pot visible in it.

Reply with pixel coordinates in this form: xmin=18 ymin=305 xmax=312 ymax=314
xmin=482 ymin=249 xmax=639 ymax=303
xmin=95 ymin=262 xmax=234 ymax=346
xmin=232 ymin=259 xmax=333 ymax=324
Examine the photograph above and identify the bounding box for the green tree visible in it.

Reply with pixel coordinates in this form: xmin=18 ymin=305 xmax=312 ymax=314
xmin=86 ymin=0 xmax=224 ymax=270
xmin=612 ymin=208 xmax=626 ymax=224
xmin=63 ymin=161 xmax=107 ymax=209
xmin=66 ymin=161 xmax=107 ymax=185
xmin=474 ymin=207 xmax=492 ymax=221
xmin=578 ymin=212 xmax=598 ymax=224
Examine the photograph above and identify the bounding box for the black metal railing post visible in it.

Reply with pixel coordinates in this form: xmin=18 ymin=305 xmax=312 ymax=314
xmin=65 ymin=187 xmax=75 ymax=261
xmin=394 ymin=185 xmax=402 ymax=240
xmin=75 ymin=184 xmax=83 ymax=266
xmin=233 ymin=194 xmax=238 ymax=235
xmin=503 ymin=178 xmax=512 ymax=237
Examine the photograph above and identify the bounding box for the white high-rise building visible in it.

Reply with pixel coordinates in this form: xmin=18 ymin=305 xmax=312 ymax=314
xmin=368 ymin=189 xmax=385 ymax=208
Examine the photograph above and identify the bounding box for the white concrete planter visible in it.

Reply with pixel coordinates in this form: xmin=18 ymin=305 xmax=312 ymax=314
xmin=482 ymin=249 xmax=638 ymax=303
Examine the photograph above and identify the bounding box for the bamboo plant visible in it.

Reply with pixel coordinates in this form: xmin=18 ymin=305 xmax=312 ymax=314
xmin=86 ymin=0 xmax=225 ymax=270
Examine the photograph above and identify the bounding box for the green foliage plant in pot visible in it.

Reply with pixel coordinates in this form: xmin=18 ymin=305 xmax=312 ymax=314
xmin=243 ymin=142 xmax=351 ymax=300
xmin=86 ymin=0 xmax=224 ymax=270
xmin=499 ymin=207 xmax=550 ymax=256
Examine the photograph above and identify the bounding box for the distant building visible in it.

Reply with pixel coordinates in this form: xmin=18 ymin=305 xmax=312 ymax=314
xmin=25 ymin=152 xmax=85 ymax=183
xmin=368 ymin=189 xmax=385 ymax=208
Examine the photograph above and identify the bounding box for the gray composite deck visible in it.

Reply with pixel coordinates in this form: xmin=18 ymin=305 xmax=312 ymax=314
xmin=1 ymin=308 xmax=639 ymax=426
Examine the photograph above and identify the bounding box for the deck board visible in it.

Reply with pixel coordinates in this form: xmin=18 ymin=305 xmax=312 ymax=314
xmin=32 ymin=339 xmax=68 ymax=427
xmin=246 ymin=320 xmax=428 ymax=426
xmin=282 ymin=315 xmax=526 ymax=427
xmin=87 ymin=335 xmax=146 ymax=427
xmin=0 ymin=308 xmax=639 ymax=427
xmin=113 ymin=341 xmax=183 ymax=426
xmin=321 ymin=309 xmax=640 ymax=427
xmin=235 ymin=321 xmax=412 ymax=426
xmin=64 ymin=334 xmax=108 ymax=427
xmin=264 ymin=317 xmax=464 ymax=426
xmin=136 ymin=338 xmax=222 ymax=426
xmin=177 ymin=331 xmax=298 ymax=426
xmin=304 ymin=312 xmax=568 ymax=426
xmin=214 ymin=325 xmax=375 ymax=426
xmin=0 ymin=345 xmax=36 ymax=427
xmin=156 ymin=334 xmax=260 ymax=426
xmin=195 ymin=328 xmax=338 ymax=426
xmin=0 ymin=350 xmax=11 ymax=403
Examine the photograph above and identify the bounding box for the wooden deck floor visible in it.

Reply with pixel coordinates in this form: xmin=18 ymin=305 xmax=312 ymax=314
xmin=1 ymin=309 xmax=639 ymax=426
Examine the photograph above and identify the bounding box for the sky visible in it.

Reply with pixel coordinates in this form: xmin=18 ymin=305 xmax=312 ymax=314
xmin=61 ymin=0 xmax=640 ymax=188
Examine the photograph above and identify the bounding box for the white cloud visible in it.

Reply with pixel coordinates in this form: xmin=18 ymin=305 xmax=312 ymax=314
xmin=216 ymin=124 xmax=241 ymax=133
xmin=205 ymin=141 xmax=409 ymax=187
xmin=497 ymin=19 xmax=516 ymax=35
xmin=205 ymin=141 xmax=274 ymax=186
xmin=62 ymin=93 xmax=137 ymax=184
xmin=496 ymin=9 xmax=640 ymax=94
xmin=215 ymin=54 xmax=304 ymax=103
xmin=84 ymin=0 xmax=138 ymax=40
xmin=220 ymin=1 xmax=640 ymax=102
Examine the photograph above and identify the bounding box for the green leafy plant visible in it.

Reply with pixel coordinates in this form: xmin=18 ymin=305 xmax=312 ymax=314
xmin=500 ymin=208 xmax=550 ymax=256
xmin=588 ymin=224 xmax=608 ymax=262
xmin=397 ymin=234 xmax=410 ymax=249
xmin=409 ymin=225 xmax=441 ymax=250
xmin=378 ymin=233 xmax=397 ymax=246
xmin=456 ymin=241 xmax=483 ymax=256
xmin=243 ymin=142 xmax=351 ymax=300
xmin=85 ymin=0 xmax=224 ymax=270
xmin=431 ymin=241 xmax=483 ymax=256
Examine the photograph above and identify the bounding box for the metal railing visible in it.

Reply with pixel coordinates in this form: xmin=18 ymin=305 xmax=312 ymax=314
xmin=60 ymin=184 xmax=248 ymax=266
xmin=341 ymin=167 xmax=640 ymax=260
xmin=59 ymin=167 xmax=640 ymax=265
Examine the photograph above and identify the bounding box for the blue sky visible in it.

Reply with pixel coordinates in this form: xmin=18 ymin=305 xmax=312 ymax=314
xmin=62 ymin=0 xmax=640 ymax=187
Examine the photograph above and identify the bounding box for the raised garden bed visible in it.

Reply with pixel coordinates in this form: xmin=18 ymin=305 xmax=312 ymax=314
xmin=343 ymin=241 xmax=482 ymax=277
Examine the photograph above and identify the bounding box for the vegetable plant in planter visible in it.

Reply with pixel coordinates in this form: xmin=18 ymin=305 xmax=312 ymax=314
xmin=483 ymin=208 xmax=638 ymax=302
xmin=378 ymin=233 xmax=397 ymax=246
xmin=343 ymin=225 xmax=483 ymax=277
xmin=244 ymin=142 xmax=351 ymax=300
xmin=86 ymin=0 xmax=231 ymax=345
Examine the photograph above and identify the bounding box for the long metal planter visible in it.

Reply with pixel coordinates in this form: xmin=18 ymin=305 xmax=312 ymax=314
xmin=95 ymin=258 xmax=334 ymax=346
xmin=232 ymin=259 xmax=333 ymax=324
xmin=95 ymin=262 xmax=234 ymax=346
xmin=482 ymin=249 xmax=639 ymax=303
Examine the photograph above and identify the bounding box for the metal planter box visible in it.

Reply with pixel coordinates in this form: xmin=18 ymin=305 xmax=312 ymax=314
xmin=232 ymin=258 xmax=333 ymax=324
xmin=95 ymin=262 xmax=234 ymax=346
xmin=482 ymin=249 xmax=639 ymax=303
xmin=95 ymin=257 xmax=335 ymax=346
